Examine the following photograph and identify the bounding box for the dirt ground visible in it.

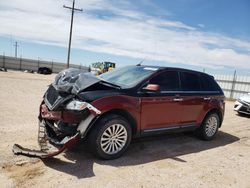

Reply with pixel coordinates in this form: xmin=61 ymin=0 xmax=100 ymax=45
xmin=0 ymin=70 xmax=250 ymax=188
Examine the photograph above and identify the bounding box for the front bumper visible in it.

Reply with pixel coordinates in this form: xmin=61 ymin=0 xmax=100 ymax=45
xmin=13 ymin=119 xmax=81 ymax=158
xmin=13 ymin=101 xmax=101 ymax=158
xmin=234 ymin=100 xmax=250 ymax=115
xmin=40 ymin=102 xmax=100 ymax=146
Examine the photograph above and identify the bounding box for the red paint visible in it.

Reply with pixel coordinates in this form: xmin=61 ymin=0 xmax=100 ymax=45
xmin=40 ymin=104 xmax=86 ymax=124
xmin=41 ymin=104 xmax=62 ymax=120
xmin=41 ymin=94 xmax=225 ymax=134
xmin=179 ymin=95 xmax=204 ymax=124
xmin=141 ymin=96 xmax=182 ymax=129
xmin=91 ymin=95 xmax=141 ymax=130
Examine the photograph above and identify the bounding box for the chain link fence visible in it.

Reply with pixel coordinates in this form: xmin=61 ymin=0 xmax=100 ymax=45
xmin=213 ymin=71 xmax=250 ymax=100
xmin=0 ymin=54 xmax=89 ymax=73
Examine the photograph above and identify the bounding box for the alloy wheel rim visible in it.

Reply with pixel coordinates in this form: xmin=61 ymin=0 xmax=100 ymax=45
xmin=100 ymin=124 xmax=127 ymax=155
xmin=205 ymin=116 xmax=218 ymax=137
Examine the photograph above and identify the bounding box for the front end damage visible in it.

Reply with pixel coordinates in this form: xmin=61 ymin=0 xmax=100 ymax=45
xmin=13 ymin=68 xmax=103 ymax=158
xmin=13 ymin=97 xmax=101 ymax=158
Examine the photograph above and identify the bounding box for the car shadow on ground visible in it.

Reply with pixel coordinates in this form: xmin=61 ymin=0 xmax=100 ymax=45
xmin=236 ymin=113 xmax=250 ymax=118
xmin=42 ymin=131 xmax=239 ymax=179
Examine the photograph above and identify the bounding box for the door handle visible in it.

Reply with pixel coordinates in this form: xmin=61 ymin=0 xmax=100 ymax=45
xmin=173 ymin=98 xmax=183 ymax=102
xmin=203 ymin=97 xmax=211 ymax=100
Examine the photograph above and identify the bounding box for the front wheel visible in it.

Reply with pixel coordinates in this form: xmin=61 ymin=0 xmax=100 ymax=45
xmin=88 ymin=114 xmax=132 ymax=159
xmin=196 ymin=113 xmax=220 ymax=140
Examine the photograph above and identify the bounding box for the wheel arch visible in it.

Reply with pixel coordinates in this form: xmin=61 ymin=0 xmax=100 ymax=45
xmin=203 ymin=108 xmax=223 ymax=127
xmin=86 ymin=109 xmax=138 ymax=138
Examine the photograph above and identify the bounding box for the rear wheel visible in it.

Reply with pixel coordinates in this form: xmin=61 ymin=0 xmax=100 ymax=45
xmin=196 ymin=113 xmax=220 ymax=140
xmin=88 ymin=114 xmax=132 ymax=159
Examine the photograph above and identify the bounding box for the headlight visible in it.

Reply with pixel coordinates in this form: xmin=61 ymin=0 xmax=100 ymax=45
xmin=65 ymin=100 xmax=101 ymax=115
xmin=235 ymin=100 xmax=241 ymax=105
xmin=66 ymin=100 xmax=88 ymax=111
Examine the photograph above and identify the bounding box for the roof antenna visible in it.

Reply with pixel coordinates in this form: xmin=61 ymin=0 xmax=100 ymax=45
xmin=136 ymin=58 xmax=146 ymax=66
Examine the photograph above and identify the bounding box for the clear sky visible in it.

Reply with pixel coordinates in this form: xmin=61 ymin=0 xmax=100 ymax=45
xmin=0 ymin=0 xmax=250 ymax=75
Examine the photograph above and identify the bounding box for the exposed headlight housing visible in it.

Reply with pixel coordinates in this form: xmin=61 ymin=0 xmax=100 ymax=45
xmin=65 ymin=100 xmax=101 ymax=115
xmin=66 ymin=100 xmax=88 ymax=111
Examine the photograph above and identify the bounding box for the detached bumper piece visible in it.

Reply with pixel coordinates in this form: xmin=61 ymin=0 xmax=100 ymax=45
xmin=12 ymin=133 xmax=80 ymax=158
xmin=12 ymin=120 xmax=81 ymax=158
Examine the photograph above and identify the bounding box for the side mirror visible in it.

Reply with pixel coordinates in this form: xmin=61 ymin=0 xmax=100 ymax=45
xmin=142 ymin=84 xmax=160 ymax=92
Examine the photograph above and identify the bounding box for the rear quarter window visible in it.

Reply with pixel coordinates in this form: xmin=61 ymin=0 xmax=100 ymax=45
xmin=200 ymin=74 xmax=221 ymax=91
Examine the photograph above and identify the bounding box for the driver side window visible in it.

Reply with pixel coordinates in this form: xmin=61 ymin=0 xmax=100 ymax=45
xmin=150 ymin=71 xmax=180 ymax=91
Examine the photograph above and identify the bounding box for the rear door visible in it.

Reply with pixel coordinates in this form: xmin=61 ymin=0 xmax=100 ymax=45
xmin=200 ymin=74 xmax=224 ymax=118
xmin=179 ymin=71 xmax=204 ymax=125
xmin=140 ymin=71 xmax=182 ymax=131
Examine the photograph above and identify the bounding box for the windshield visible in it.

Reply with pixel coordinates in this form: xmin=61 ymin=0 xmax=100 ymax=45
xmin=99 ymin=66 xmax=158 ymax=88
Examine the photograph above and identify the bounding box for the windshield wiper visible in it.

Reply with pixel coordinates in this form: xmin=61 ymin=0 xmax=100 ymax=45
xmin=99 ymin=80 xmax=121 ymax=89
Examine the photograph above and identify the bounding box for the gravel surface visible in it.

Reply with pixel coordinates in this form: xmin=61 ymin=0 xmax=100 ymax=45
xmin=0 ymin=71 xmax=250 ymax=188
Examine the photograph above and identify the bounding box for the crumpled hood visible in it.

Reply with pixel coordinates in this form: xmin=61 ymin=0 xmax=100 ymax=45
xmin=53 ymin=68 xmax=101 ymax=95
xmin=239 ymin=93 xmax=250 ymax=103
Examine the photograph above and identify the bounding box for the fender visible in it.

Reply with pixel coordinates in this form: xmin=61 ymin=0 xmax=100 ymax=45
xmin=197 ymin=96 xmax=225 ymax=124
xmin=91 ymin=95 xmax=141 ymax=130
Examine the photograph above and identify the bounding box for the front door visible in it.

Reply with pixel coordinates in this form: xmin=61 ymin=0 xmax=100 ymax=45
xmin=140 ymin=71 xmax=182 ymax=131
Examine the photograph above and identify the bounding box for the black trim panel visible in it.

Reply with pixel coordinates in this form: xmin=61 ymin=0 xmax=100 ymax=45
xmin=142 ymin=124 xmax=199 ymax=135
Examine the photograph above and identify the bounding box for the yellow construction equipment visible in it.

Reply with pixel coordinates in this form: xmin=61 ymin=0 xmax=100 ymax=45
xmin=91 ymin=62 xmax=116 ymax=75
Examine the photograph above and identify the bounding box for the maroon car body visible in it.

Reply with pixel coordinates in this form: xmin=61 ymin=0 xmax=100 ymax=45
xmin=19 ymin=65 xmax=225 ymax=159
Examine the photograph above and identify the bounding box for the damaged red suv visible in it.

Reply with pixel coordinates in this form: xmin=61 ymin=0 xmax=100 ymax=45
xmin=14 ymin=65 xmax=225 ymax=159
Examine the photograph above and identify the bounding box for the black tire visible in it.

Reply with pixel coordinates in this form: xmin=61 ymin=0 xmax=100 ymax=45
xmin=88 ymin=114 xmax=132 ymax=159
xmin=196 ymin=113 xmax=220 ymax=141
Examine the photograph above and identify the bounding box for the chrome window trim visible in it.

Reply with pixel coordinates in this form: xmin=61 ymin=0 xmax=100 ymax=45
xmin=160 ymin=90 xmax=220 ymax=94
xmin=137 ymin=90 xmax=221 ymax=94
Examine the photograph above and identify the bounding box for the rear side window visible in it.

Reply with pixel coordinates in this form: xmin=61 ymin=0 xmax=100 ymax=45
xmin=180 ymin=72 xmax=201 ymax=91
xmin=150 ymin=71 xmax=180 ymax=91
xmin=200 ymin=75 xmax=221 ymax=91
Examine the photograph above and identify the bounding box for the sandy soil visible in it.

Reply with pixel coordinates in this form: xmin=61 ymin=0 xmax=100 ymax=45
xmin=0 ymin=70 xmax=250 ymax=188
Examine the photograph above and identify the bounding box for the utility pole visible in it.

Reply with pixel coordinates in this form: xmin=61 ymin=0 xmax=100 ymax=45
xmin=38 ymin=57 xmax=41 ymax=69
xmin=63 ymin=0 xmax=82 ymax=68
xmin=14 ymin=41 xmax=19 ymax=58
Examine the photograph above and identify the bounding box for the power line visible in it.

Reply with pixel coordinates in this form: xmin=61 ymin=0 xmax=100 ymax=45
xmin=63 ymin=0 xmax=83 ymax=68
